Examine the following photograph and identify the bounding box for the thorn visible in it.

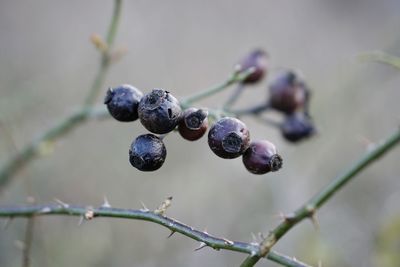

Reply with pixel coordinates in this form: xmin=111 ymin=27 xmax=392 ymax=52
xmin=78 ymin=216 xmax=84 ymax=226
xmin=84 ymin=208 xmax=95 ymax=220
xmin=154 ymin=196 xmax=173 ymax=216
xmin=222 ymin=238 xmax=234 ymax=245
xmin=250 ymin=250 xmax=257 ymax=257
xmin=194 ymin=242 xmax=207 ymax=251
xmin=234 ymin=64 xmax=242 ymax=73
xmin=101 ymin=196 xmax=111 ymax=208
xmin=167 ymin=231 xmax=175 ymax=239
xmin=203 ymin=228 xmax=209 ymax=235
xmin=39 ymin=207 xmax=51 ymax=213
xmin=2 ymin=217 xmax=13 ymax=230
xmin=90 ymin=33 xmax=108 ymax=53
xmin=139 ymin=201 xmax=149 ymax=212
xmin=251 ymin=232 xmax=258 ymax=243
xmin=54 ymin=198 xmax=69 ymax=208
xmin=310 ymin=212 xmax=319 ymax=230
xmin=258 ymin=232 xmax=265 ymax=240
xmin=358 ymin=135 xmax=376 ymax=151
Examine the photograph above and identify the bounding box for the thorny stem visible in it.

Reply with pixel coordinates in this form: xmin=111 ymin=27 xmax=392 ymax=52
xmin=0 ymin=203 xmax=310 ymax=267
xmin=0 ymin=0 xmax=122 ymax=192
xmin=240 ymin=128 xmax=400 ymax=267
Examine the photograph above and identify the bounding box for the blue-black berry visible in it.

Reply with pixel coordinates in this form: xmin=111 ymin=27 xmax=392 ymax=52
xmin=138 ymin=89 xmax=182 ymax=134
xmin=281 ymin=112 xmax=315 ymax=142
xmin=242 ymin=140 xmax=282 ymax=174
xmin=129 ymin=134 xmax=167 ymax=171
xmin=269 ymin=71 xmax=308 ymax=114
xmin=104 ymin=84 xmax=143 ymax=122
xmin=238 ymin=49 xmax=268 ymax=84
xmin=178 ymin=108 xmax=208 ymax=141
xmin=208 ymin=117 xmax=250 ymax=159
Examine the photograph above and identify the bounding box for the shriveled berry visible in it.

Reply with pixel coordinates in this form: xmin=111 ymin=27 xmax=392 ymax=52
xmin=208 ymin=117 xmax=250 ymax=159
xmin=138 ymin=89 xmax=182 ymax=134
xmin=178 ymin=108 xmax=208 ymax=141
xmin=129 ymin=134 xmax=167 ymax=171
xmin=104 ymin=84 xmax=143 ymax=122
xmin=281 ymin=113 xmax=316 ymax=142
xmin=237 ymin=49 xmax=268 ymax=84
xmin=242 ymin=140 xmax=283 ymax=174
xmin=268 ymin=71 xmax=308 ymax=114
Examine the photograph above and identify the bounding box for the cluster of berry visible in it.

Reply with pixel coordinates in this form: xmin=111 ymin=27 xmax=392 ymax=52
xmin=231 ymin=49 xmax=316 ymax=143
xmin=104 ymin=84 xmax=282 ymax=174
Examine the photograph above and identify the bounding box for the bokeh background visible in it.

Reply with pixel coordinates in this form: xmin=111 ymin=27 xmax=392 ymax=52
xmin=1 ymin=0 xmax=400 ymax=266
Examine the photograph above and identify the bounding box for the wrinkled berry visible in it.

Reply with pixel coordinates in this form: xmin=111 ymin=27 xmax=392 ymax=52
xmin=238 ymin=49 xmax=268 ymax=84
xmin=242 ymin=140 xmax=283 ymax=174
xmin=208 ymin=117 xmax=250 ymax=159
xmin=138 ymin=89 xmax=182 ymax=134
xmin=129 ymin=134 xmax=167 ymax=171
xmin=178 ymin=108 xmax=208 ymax=141
xmin=104 ymin=84 xmax=143 ymax=122
xmin=281 ymin=113 xmax=316 ymax=142
xmin=268 ymin=71 xmax=308 ymax=114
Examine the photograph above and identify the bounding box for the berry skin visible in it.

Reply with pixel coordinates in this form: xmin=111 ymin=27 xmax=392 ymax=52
xmin=129 ymin=134 xmax=167 ymax=171
xmin=138 ymin=89 xmax=182 ymax=134
xmin=178 ymin=108 xmax=208 ymax=141
xmin=104 ymin=84 xmax=143 ymax=122
xmin=281 ymin=112 xmax=316 ymax=142
xmin=242 ymin=140 xmax=283 ymax=174
xmin=268 ymin=71 xmax=308 ymax=114
xmin=237 ymin=49 xmax=268 ymax=84
xmin=208 ymin=117 xmax=250 ymax=159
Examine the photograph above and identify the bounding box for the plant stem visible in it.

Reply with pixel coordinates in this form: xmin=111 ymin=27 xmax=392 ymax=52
xmin=181 ymin=68 xmax=255 ymax=109
xmin=0 ymin=0 xmax=122 ymax=192
xmin=83 ymin=0 xmax=122 ymax=107
xmin=0 ymin=106 xmax=109 ymax=191
xmin=0 ymin=203 xmax=310 ymax=267
xmin=22 ymin=217 xmax=35 ymax=267
xmin=223 ymin=84 xmax=244 ymax=110
xmin=240 ymin=128 xmax=400 ymax=266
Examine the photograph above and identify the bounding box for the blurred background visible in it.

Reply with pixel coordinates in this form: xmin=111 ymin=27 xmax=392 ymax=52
xmin=1 ymin=0 xmax=400 ymax=266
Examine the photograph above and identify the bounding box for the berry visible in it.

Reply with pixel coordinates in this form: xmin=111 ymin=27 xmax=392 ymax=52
xmin=237 ymin=49 xmax=268 ymax=84
xmin=208 ymin=117 xmax=250 ymax=159
xmin=281 ymin=112 xmax=316 ymax=142
xmin=138 ymin=89 xmax=182 ymax=134
xmin=178 ymin=108 xmax=208 ymax=141
xmin=129 ymin=134 xmax=167 ymax=171
xmin=268 ymin=71 xmax=308 ymax=114
xmin=242 ymin=140 xmax=283 ymax=174
xmin=104 ymin=84 xmax=143 ymax=122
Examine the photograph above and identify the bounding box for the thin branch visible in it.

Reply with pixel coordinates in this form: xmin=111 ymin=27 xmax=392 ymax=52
xmin=223 ymin=84 xmax=245 ymax=110
xmin=0 ymin=0 xmax=122 ymax=192
xmin=0 ymin=203 xmax=310 ymax=267
xmin=358 ymin=51 xmax=400 ymax=70
xmin=0 ymin=106 xmax=109 ymax=191
xmin=240 ymin=127 xmax=400 ymax=266
xmin=181 ymin=67 xmax=256 ymax=108
xmin=22 ymin=217 xmax=35 ymax=267
xmin=83 ymin=0 xmax=123 ymax=107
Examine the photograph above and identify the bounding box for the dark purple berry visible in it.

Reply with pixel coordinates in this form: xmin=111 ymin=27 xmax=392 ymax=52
xmin=129 ymin=134 xmax=167 ymax=171
xmin=178 ymin=108 xmax=208 ymax=141
xmin=269 ymin=71 xmax=308 ymax=114
xmin=242 ymin=140 xmax=283 ymax=174
xmin=237 ymin=49 xmax=268 ymax=84
xmin=104 ymin=84 xmax=143 ymax=122
xmin=138 ymin=89 xmax=182 ymax=134
xmin=208 ymin=117 xmax=250 ymax=159
xmin=281 ymin=113 xmax=316 ymax=142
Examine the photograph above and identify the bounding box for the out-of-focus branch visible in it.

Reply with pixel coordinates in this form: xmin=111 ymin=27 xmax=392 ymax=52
xmin=0 ymin=0 xmax=122 ymax=192
xmin=240 ymin=128 xmax=400 ymax=267
xmin=0 ymin=202 xmax=311 ymax=267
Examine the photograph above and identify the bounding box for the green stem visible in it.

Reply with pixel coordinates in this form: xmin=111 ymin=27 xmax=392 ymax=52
xmin=0 ymin=203 xmax=310 ymax=267
xmin=83 ymin=0 xmax=122 ymax=107
xmin=240 ymin=128 xmax=400 ymax=266
xmin=0 ymin=106 xmax=109 ymax=191
xmin=181 ymin=68 xmax=255 ymax=108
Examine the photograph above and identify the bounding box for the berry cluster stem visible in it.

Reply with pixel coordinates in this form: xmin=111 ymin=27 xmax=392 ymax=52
xmin=240 ymin=127 xmax=400 ymax=267
xmin=0 ymin=203 xmax=310 ymax=267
